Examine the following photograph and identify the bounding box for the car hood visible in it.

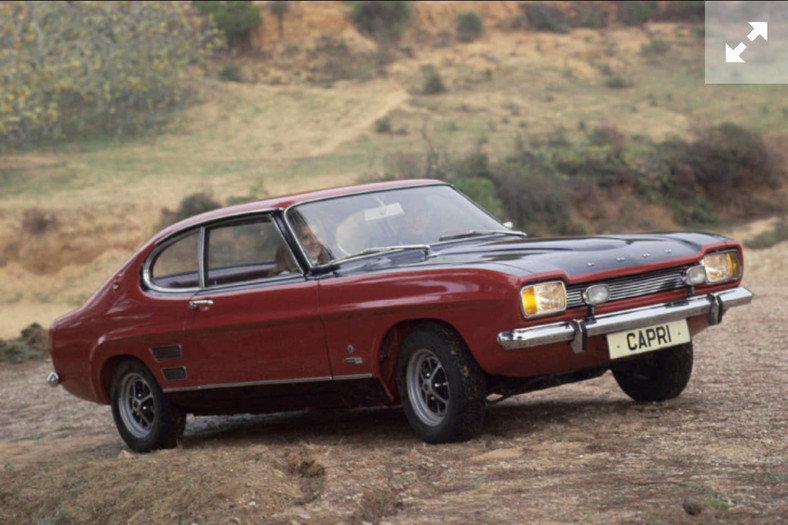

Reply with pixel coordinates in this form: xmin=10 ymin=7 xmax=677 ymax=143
xmin=429 ymin=232 xmax=730 ymax=278
xmin=382 ymin=232 xmax=731 ymax=280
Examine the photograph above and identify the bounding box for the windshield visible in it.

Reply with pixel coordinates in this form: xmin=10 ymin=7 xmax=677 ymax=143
xmin=285 ymin=184 xmax=510 ymax=266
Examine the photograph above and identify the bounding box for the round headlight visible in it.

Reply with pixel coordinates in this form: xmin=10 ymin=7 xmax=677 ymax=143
xmin=582 ymin=284 xmax=610 ymax=306
xmin=683 ymin=265 xmax=708 ymax=286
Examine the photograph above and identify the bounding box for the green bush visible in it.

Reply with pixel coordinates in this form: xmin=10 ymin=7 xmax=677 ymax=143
xmin=373 ymin=122 xmax=780 ymax=233
xmin=521 ymin=3 xmax=570 ymax=33
xmin=490 ymin=152 xmax=580 ymax=235
xmin=348 ymin=1 xmax=411 ymax=43
xmin=456 ymin=11 xmax=484 ymax=43
xmin=176 ymin=193 xmax=223 ymax=222
xmin=193 ymin=0 xmax=262 ymax=47
xmin=219 ymin=62 xmax=243 ymax=82
xmin=605 ymin=76 xmax=630 ymax=89
xmin=421 ymin=65 xmax=446 ymax=95
xmin=375 ymin=118 xmax=392 ymax=134
xmin=0 ymin=323 xmax=48 ymax=364
xmin=641 ymin=38 xmax=669 ymax=57
xmin=570 ymin=3 xmax=608 ymax=28
xmin=616 ymin=1 xmax=657 ymax=26
xmin=669 ymin=123 xmax=781 ymax=211
xmin=0 ymin=2 xmax=222 ymax=150
xmin=451 ymin=176 xmax=505 ymax=219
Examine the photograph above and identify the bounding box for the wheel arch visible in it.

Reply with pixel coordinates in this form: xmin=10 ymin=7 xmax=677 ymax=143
xmin=97 ymin=354 xmax=147 ymax=404
xmin=377 ymin=318 xmax=473 ymax=401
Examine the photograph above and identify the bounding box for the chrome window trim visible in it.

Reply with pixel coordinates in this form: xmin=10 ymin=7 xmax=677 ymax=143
xmin=198 ymin=226 xmax=207 ymax=289
xmin=160 ymin=373 xmax=374 ymax=394
xmin=193 ymin=272 xmax=307 ymax=295
xmin=142 ymin=228 xmax=202 ymax=295
xmin=154 ymin=207 xmax=282 ymax=247
xmin=142 ymin=210 xmax=303 ymax=295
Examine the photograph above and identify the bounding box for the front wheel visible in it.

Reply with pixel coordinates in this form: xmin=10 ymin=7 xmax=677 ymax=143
xmin=397 ymin=326 xmax=486 ymax=443
xmin=110 ymin=359 xmax=184 ymax=452
xmin=612 ymin=342 xmax=693 ymax=402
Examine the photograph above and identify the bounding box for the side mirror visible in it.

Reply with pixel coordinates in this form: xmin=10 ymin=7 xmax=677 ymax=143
xmin=503 ymin=221 xmax=514 ymax=229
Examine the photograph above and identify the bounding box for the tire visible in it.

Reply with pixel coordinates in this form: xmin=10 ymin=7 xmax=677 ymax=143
xmin=110 ymin=359 xmax=184 ymax=452
xmin=612 ymin=342 xmax=693 ymax=402
xmin=397 ymin=326 xmax=486 ymax=443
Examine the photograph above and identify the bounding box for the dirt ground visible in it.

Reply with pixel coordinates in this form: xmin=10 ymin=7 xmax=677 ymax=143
xmin=0 ymin=244 xmax=786 ymax=525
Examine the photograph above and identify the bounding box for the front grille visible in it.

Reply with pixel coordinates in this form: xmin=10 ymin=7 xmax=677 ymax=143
xmin=566 ymin=265 xmax=691 ymax=308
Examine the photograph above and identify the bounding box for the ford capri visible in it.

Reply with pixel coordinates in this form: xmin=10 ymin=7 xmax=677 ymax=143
xmin=47 ymin=180 xmax=752 ymax=451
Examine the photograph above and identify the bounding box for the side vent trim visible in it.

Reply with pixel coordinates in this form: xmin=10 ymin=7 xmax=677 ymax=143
xmin=162 ymin=367 xmax=188 ymax=382
xmin=150 ymin=345 xmax=182 ymax=361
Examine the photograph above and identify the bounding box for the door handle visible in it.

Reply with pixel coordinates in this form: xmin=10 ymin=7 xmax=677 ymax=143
xmin=189 ymin=299 xmax=214 ymax=311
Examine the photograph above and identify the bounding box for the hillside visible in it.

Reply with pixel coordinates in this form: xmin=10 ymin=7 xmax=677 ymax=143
xmin=1 ymin=1 xmax=787 ymax=338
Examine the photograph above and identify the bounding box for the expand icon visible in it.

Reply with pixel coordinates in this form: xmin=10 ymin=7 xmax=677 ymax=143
xmin=725 ymin=22 xmax=768 ymax=62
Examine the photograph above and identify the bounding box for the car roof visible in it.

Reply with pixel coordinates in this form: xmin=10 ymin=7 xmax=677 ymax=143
xmin=154 ymin=178 xmax=446 ymax=243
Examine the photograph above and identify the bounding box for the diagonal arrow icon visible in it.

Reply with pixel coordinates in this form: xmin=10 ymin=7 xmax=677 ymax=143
xmin=747 ymin=22 xmax=768 ymax=42
xmin=725 ymin=42 xmax=747 ymax=63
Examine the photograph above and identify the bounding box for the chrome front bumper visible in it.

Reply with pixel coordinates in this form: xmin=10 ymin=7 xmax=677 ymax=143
xmin=497 ymin=287 xmax=753 ymax=353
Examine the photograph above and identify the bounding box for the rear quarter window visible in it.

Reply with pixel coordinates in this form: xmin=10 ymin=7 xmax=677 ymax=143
xmin=149 ymin=231 xmax=199 ymax=289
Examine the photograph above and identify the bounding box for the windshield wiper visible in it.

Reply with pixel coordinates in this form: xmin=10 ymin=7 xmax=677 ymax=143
xmin=329 ymin=244 xmax=431 ymax=266
xmin=438 ymin=230 xmax=527 ymax=242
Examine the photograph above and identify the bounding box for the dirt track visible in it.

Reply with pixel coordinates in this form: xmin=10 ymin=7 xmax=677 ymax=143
xmin=1 ymin=246 xmax=786 ymax=524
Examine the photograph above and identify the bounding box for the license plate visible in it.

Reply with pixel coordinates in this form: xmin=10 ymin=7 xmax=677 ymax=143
xmin=607 ymin=319 xmax=690 ymax=360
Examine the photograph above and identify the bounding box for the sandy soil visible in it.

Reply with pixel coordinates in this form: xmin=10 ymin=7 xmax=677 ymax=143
xmin=1 ymin=244 xmax=786 ymax=524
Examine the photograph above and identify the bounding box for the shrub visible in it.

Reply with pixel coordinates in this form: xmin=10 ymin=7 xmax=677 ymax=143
xmin=679 ymin=123 xmax=781 ymax=207
xmin=193 ymin=0 xmax=262 ymax=47
xmin=490 ymin=152 xmax=581 ymax=235
xmin=269 ymin=0 xmax=290 ymax=38
xmin=641 ymin=38 xmax=669 ymax=57
xmin=605 ymin=76 xmax=629 ymax=89
xmin=521 ymin=3 xmax=570 ymax=33
xmin=175 ymin=193 xmax=222 ymax=222
xmin=0 ymin=2 xmax=222 ymax=149
xmin=588 ymin=124 xmax=625 ymax=158
xmin=375 ymin=118 xmax=392 ymax=134
xmin=421 ymin=65 xmax=446 ymax=94
xmin=570 ymin=3 xmax=608 ymax=28
xmin=348 ymin=1 xmax=411 ymax=43
xmin=451 ymin=176 xmax=505 ymax=219
xmin=616 ymin=1 xmax=657 ymax=26
xmin=22 ymin=208 xmax=57 ymax=236
xmin=219 ymin=62 xmax=243 ymax=82
xmin=456 ymin=11 xmax=484 ymax=43
xmin=0 ymin=323 xmax=49 ymax=364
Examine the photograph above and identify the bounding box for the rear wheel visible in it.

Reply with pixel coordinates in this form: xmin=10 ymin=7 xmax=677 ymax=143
xmin=397 ymin=326 xmax=486 ymax=443
xmin=110 ymin=359 xmax=184 ymax=452
xmin=612 ymin=342 xmax=693 ymax=402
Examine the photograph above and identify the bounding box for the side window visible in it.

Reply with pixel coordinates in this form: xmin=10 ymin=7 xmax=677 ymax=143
xmin=206 ymin=217 xmax=298 ymax=287
xmin=150 ymin=231 xmax=199 ymax=289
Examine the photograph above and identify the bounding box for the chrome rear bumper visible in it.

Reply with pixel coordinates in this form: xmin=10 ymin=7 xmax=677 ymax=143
xmin=497 ymin=287 xmax=753 ymax=353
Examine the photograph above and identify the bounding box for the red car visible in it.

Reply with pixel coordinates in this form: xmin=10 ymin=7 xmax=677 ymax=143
xmin=48 ymin=180 xmax=752 ymax=452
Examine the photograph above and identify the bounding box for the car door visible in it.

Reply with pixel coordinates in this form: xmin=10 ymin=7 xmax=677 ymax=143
xmin=174 ymin=214 xmax=332 ymax=390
